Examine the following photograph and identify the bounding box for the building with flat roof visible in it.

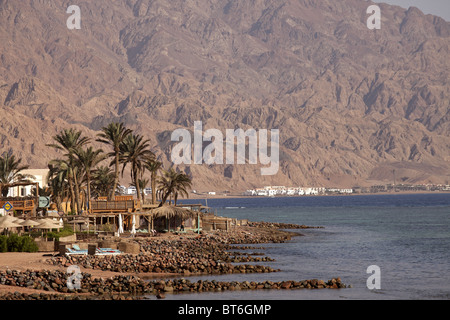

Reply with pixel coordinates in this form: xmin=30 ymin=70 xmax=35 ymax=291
xmin=5 ymin=169 xmax=49 ymax=197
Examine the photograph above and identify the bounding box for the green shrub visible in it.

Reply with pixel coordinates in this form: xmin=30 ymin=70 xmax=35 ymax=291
xmin=0 ymin=235 xmax=7 ymax=252
xmin=45 ymin=225 xmax=74 ymax=241
xmin=7 ymin=234 xmax=21 ymax=252
xmin=102 ymin=223 xmax=113 ymax=232
xmin=0 ymin=234 xmax=39 ymax=252
xmin=19 ymin=236 xmax=38 ymax=252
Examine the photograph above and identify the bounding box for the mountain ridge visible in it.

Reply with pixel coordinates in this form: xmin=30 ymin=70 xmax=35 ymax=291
xmin=1 ymin=0 xmax=449 ymax=191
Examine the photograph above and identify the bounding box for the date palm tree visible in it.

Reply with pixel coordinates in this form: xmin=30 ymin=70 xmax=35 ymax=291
xmin=96 ymin=122 xmax=132 ymax=200
xmin=0 ymin=152 xmax=35 ymax=197
xmin=157 ymin=167 xmax=192 ymax=206
xmin=144 ymin=158 xmax=162 ymax=205
xmin=91 ymin=165 xmax=115 ymax=198
xmin=119 ymin=133 xmax=154 ymax=202
xmin=74 ymin=146 xmax=106 ymax=210
xmin=47 ymin=128 xmax=90 ymax=214
xmin=47 ymin=161 xmax=70 ymax=212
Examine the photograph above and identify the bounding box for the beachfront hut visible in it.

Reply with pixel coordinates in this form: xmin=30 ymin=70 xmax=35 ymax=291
xmin=149 ymin=205 xmax=198 ymax=232
xmin=66 ymin=218 xmax=87 ymax=233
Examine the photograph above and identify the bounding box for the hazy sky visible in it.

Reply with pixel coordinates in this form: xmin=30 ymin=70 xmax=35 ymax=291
xmin=373 ymin=0 xmax=450 ymax=21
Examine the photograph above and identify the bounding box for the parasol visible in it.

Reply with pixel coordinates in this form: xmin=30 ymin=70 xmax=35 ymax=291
xmin=0 ymin=215 xmax=23 ymax=229
xmin=34 ymin=218 xmax=62 ymax=230
xmin=131 ymin=214 xmax=136 ymax=235
xmin=18 ymin=219 xmax=40 ymax=227
xmin=118 ymin=214 xmax=124 ymax=234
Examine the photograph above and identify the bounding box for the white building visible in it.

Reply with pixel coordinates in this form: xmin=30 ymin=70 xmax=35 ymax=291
xmin=5 ymin=169 xmax=49 ymax=197
xmin=264 ymin=186 xmax=286 ymax=195
xmin=243 ymin=190 xmax=256 ymax=196
xmin=286 ymin=188 xmax=297 ymax=196
xmin=326 ymin=188 xmax=353 ymax=194
xmin=126 ymin=186 xmax=136 ymax=195
xmin=117 ymin=185 xmax=127 ymax=194
xmin=255 ymin=188 xmax=268 ymax=196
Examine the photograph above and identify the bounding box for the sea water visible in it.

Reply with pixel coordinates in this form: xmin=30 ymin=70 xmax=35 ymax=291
xmin=158 ymin=193 xmax=450 ymax=300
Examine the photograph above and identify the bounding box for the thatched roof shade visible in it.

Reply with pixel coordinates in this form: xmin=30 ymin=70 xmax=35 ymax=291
xmin=148 ymin=205 xmax=198 ymax=220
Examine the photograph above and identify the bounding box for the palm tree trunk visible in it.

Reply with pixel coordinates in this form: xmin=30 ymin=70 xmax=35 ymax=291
xmin=68 ymin=175 xmax=76 ymax=214
xmin=133 ymin=167 xmax=141 ymax=203
xmin=111 ymin=150 xmax=120 ymax=201
xmin=86 ymin=174 xmax=91 ymax=213
xmin=73 ymin=172 xmax=82 ymax=214
xmin=159 ymin=191 xmax=170 ymax=207
xmin=1 ymin=185 xmax=7 ymax=197
xmin=151 ymin=173 xmax=156 ymax=205
xmin=56 ymin=196 xmax=62 ymax=212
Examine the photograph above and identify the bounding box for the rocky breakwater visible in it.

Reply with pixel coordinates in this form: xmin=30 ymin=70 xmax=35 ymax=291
xmin=0 ymin=269 xmax=349 ymax=300
xmin=45 ymin=222 xmax=326 ymax=278
xmin=47 ymin=252 xmax=278 ymax=275
xmin=209 ymin=226 xmax=299 ymax=244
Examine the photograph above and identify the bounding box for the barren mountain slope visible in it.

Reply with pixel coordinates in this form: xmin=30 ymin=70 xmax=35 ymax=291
xmin=0 ymin=0 xmax=449 ymax=191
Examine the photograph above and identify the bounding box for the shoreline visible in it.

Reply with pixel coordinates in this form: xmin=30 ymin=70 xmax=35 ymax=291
xmin=0 ymin=223 xmax=346 ymax=300
xmin=187 ymin=190 xmax=450 ymax=200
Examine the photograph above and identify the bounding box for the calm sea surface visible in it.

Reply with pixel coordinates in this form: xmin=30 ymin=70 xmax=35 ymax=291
xmin=154 ymin=193 xmax=450 ymax=300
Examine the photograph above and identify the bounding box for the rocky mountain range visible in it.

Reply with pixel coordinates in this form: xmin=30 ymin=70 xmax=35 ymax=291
xmin=0 ymin=0 xmax=449 ymax=192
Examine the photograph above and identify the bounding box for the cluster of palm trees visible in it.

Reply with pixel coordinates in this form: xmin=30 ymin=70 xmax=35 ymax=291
xmin=37 ymin=122 xmax=192 ymax=214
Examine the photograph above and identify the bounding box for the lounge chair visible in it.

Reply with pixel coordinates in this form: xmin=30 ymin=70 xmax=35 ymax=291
xmin=65 ymin=247 xmax=88 ymax=256
xmin=95 ymin=248 xmax=122 ymax=256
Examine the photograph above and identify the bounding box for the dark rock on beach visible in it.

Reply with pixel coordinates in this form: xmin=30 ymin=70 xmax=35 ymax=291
xmin=0 ymin=269 xmax=348 ymax=300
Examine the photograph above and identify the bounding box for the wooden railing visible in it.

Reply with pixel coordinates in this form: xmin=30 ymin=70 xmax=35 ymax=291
xmin=89 ymin=199 xmax=139 ymax=213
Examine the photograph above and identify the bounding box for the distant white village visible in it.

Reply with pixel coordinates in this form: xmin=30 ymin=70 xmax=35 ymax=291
xmin=243 ymin=183 xmax=450 ymax=197
xmin=243 ymin=186 xmax=353 ymax=197
xmin=114 ymin=185 xmax=356 ymax=197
